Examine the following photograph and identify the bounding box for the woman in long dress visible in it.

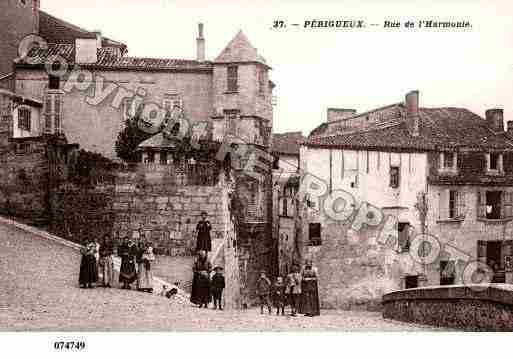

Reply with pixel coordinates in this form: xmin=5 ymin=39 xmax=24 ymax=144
xmin=195 ymin=211 xmax=212 ymax=253
xmin=98 ymin=234 xmax=114 ymax=287
xmin=118 ymin=237 xmax=138 ymax=289
xmin=301 ymin=259 xmax=320 ymax=317
xmin=79 ymin=239 xmax=98 ymax=288
xmin=190 ymin=250 xmax=212 ymax=308
xmin=137 ymin=241 xmax=155 ymax=293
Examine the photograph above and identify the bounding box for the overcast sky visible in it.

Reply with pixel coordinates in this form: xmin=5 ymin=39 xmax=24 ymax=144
xmin=41 ymin=0 xmax=513 ymax=136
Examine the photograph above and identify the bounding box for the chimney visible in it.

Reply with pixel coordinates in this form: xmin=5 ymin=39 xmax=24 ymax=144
xmin=405 ymin=90 xmax=420 ymax=137
xmin=75 ymin=38 xmax=98 ymax=64
xmin=32 ymin=0 xmax=40 ymax=34
xmin=507 ymin=121 xmax=513 ymax=138
xmin=196 ymin=23 xmax=205 ymax=61
xmin=93 ymin=30 xmax=103 ymax=49
xmin=327 ymin=108 xmax=357 ymax=123
xmin=485 ymin=108 xmax=504 ymax=133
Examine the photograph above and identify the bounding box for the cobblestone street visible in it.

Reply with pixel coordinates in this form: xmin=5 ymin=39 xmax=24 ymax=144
xmin=0 ymin=222 xmax=437 ymax=331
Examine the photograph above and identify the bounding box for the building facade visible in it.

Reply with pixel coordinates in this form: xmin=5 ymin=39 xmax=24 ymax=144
xmin=271 ymin=132 xmax=305 ymax=276
xmin=300 ymin=90 xmax=513 ymax=309
xmin=1 ymin=3 xmax=277 ymax=307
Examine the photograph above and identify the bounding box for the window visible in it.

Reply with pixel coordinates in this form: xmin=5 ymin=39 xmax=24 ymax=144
xmin=308 ymin=223 xmax=321 ymax=246
xmin=486 ymin=191 xmax=502 ymax=219
xmin=145 ymin=151 xmax=155 ymax=163
xmin=404 ymin=275 xmax=419 ymax=289
xmin=44 ymin=92 xmax=62 ymax=134
xmin=224 ymin=110 xmax=239 ymax=136
xmin=258 ymin=67 xmax=265 ymax=95
xmin=272 ymin=155 xmax=279 ymax=170
xmin=15 ymin=143 xmax=30 ymax=154
xmin=440 ymin=260 xmax=456 ymax=285
xmin=439 ymin=189 xmax=465 ymax=220
xmin=440 ymin=151 xmax=457 ymax=173
xmin=282 ymin=197 xmax=288 ymax=217
xmin=48 ymin=75 xmax=60 ymax=90
xmin=227 ymin=65 xmax=238 ymax=92
xmin=163 ymin=95 xmax=182 ymax=117
xmin=390 ymin=166 xmax=400 ymax=188
xmin=449 ymin=190 xmax=457 ymax=219
xmin=478 ymin=191 xmax=513 ymax=220
xmin=398 ymin=222 xmax=410 ymax=252
xmin=486 ymin=153 xmax=503 ymax=174
xmin=160 ymin=151 xmax=168 ymax=165
xmin=17 ymin=107 xmax=31 ymax=132
xmin=490 ymin=153 xmax=499 ymax=170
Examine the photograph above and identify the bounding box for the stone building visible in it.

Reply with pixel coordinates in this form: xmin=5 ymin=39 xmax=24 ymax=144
xmin=271 ymin=132 xmax=305 ymax=276
xmin=1 ymin=3 xmax=276 ymax=307
xmin=300 ymin=90 xmax=513 ymax=309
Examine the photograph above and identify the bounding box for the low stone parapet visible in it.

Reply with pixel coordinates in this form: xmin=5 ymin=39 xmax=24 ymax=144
xmin=382 ymin=285 xmax=513 ymax=330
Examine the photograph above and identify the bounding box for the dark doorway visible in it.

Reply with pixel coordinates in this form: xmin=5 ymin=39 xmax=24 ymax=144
xmin=486 ymin=241 xmax=505 ymax=283
xmin=404 ymin=275 xmax=419 ymax=289
xmin=440 ymin=260 xmax=456 ymax=285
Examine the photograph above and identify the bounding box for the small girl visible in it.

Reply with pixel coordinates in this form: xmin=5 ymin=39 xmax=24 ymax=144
xmin=273 ymin=276 xmax=286 ymax=316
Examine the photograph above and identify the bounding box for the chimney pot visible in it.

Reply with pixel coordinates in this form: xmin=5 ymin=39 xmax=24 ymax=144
xmin=405 ymin=90 xmax=420 ymax=136
xmin=198 ymin=23 xmax=204 ymax=39
xmin=196 ymin=23 xmax=205 ymax=61
xmin=485 ymin=108 xmax=504 ymax=132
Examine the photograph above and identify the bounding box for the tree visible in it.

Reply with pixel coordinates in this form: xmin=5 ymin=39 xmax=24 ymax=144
xmin=115 ymin=117 xmax=154 ymax=163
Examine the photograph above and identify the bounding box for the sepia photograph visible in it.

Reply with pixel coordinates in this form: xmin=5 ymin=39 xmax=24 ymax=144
xmin=1 ymin=0 xmax=513 ymax=356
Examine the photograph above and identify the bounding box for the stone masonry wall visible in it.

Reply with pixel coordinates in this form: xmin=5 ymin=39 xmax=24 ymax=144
xmin=111 ymin=166 xmax=227 ymax=255
xmin=0 ymin=138 xmax=49 ymax=223
xmin=382 ymin=285 xmax=513 ymax=330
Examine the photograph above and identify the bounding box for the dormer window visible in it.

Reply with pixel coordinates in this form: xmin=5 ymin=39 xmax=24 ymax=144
xmin=486 ymin=153 xmax=504 ymax=175
xmin=439 ymin=151 xmax=458 ymax=174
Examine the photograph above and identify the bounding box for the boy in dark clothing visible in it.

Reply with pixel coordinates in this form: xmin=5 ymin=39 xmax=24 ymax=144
xmin=273 ymin=276 xmax=286 ymax=316
xmin=256 ymin=270 xmax=272 ymax=314
xmin=211 ymin=266 xmax=225 ymax=310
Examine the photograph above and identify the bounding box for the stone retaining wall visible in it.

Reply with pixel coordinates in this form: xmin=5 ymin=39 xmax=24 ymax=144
xmin=382 ymin=285 xmax=513 ymax=330
xmin=112 ymin=168 xmax=227 ymax=256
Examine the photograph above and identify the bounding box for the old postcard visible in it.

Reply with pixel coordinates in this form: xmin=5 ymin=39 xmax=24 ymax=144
xmin=1 ymin=0 xmax=513 ymax=356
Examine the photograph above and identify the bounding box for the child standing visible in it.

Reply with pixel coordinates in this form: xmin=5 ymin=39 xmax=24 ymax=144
xmin=286 ymin=265 xmax=302 ymax=316
xmin=256 ymin=270 xmax=272 ymax=314
xmin=211 ymin=266 xmax=225 ymax=310
xmin=273 ymin=276 xmax=286 ymax=316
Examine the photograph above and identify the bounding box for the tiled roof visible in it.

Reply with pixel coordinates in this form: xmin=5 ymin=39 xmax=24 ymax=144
xmin=272 ymin=132 xmax=306 ymax=155
xmin=39 ymin=10 xmax=126 ymax=50
xmin=138 ymin=133 xmax=179 ymax=149
xmin=214 ymin=31 xmax=269 ymax=67
xmin=18 ymin=44 xmax=213 ymax=72
xmin=306 ymin=108 xmax=513 ymax=152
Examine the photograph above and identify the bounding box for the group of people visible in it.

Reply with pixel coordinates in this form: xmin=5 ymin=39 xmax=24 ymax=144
xmin=80 ymin=210 xmax=320 ymax=318
xmin=256 ymin=260 xmax=320 ymax=317
xmin=189 ymin=211 xmax=320 ymax=316
xmin=78 ymin=234 xmax=155 ymax=292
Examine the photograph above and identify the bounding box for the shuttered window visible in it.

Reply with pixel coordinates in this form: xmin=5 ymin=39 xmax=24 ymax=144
xmin=44 ymin=92 xmax=62 ymax=134
xmin=477 ymin=191 xmax=487 ymax=219
xmin=502 ymin=192 xmax=513 ymax=218
xmin=444 ymin=190 xmax=466 ymax=219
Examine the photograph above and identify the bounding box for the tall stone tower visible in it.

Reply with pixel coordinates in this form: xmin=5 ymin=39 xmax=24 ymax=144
xmin=211 ymin=31 xmax=276 ymax=305
xmin=0 ymin=0 xmax=39 ymax=83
